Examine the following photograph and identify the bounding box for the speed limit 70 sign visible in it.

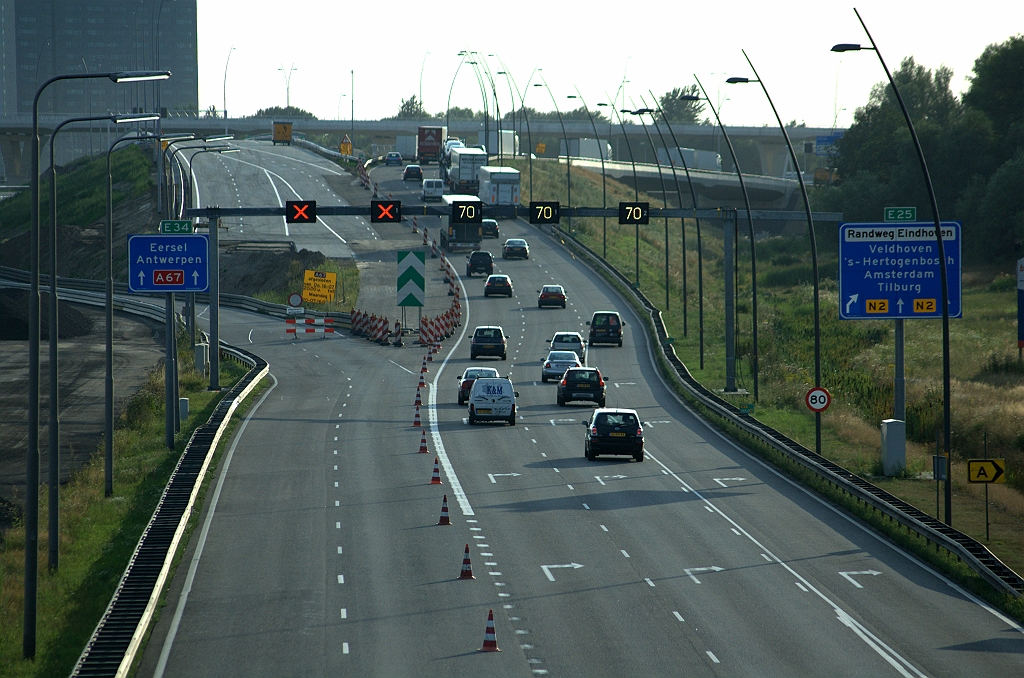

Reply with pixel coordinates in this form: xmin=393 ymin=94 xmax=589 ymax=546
xmin=805 ymin=387 xmax=832 ymax=413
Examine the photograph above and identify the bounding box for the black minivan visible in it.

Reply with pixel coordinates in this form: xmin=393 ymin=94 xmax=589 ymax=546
xmin=587 ymin=311 xmax=625 ymax=347
xmin=466 ymin=251 xmax=494 ymax=277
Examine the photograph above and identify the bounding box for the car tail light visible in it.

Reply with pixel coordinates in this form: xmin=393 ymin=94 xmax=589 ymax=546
xmin=469 ymin=404 xmax=475 ymax=414
xmin=462 ymin=380 xmax=472 ymax=390
xmin=545 ymin=362 xmax=551 ymax=369
xmin=637 ymin=428 xmax=644 ymax=436
xmin=591 ymin=426 xmax=598 ymax=435
xmin=560 ymin=378 xmax=567 ymax=386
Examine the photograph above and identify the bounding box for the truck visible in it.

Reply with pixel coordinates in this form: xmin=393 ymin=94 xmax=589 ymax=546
xmin=560 ymin=138 xmax=612 ymax=160
xmin=478 ymin=130 xmax=519 ymax=156
xmin=417 ymin=126 xmax=447 ymax=164
xmin=396 ymin=135 xmax=418 ymax=161
xmin=440 ymin=194 xmax=483 ymax=251
xmin=447 ymin=147 xmax=489 ymax=194
xmin=656 ymin=147 xmax=722 ymax=171
xmin=272 ymin=121 xmax=293 ymax=145
xmin=477 ymin=166 xmax=520 ymax=206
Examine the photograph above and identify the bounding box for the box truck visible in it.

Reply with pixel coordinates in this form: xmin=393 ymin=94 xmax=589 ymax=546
xmin=656 ymin=147 xmax=722 ymax=171
xmin=272 ymin=121 xmax=293 ymax=145
xmin=417 ymin=126 xmax=447 ymax=164
xmin=478 ymin=166 xmax=520 ymax=206
xmin=396 ymin=135 xmax=418 ymax=161
xmin=440 ymin=194 xmax=483 ymax=251
xmin=448 ymin=147 xmax=488 ymax=194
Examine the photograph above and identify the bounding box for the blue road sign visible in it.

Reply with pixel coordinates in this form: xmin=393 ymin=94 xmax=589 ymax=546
xmin=127 ymin=234 xmax=210 ymax=293
xmin=838 ymin=222 xmax=961 ymax=320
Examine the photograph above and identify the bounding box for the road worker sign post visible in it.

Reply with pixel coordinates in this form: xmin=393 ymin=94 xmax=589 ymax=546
xmin=303 ymin=269 xmax=337 ymax=304
xmin=968 ymin=456 xmax=1006 ymax=541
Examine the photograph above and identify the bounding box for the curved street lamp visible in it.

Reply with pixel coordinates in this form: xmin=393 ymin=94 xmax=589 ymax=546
xmin=833 ymin=8 xmax=954 ymax=524
xmin=727 ymin=50 xmax=820 ymax=441
xmin=598 ymin=97 xmax=641 ymax=284
xmin=568 ymin=90 xmax=607 ymax=259
xmin=694 ymin=74 xmax=759 ymax=400
xmin=536 ymin=77 xmax=571 ymax=228
xmin=26 ymin=68 xmax=169 ymax=658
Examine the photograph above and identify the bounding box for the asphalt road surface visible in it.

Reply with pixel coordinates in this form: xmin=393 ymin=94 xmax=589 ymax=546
xmin=137 ymin=145 xmax=1024 ymax=677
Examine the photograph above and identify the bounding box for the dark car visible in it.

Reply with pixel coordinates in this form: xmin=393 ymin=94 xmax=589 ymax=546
xmin=456 ymin=366 xmax=500 ymax=405
xmin=502 ymin=238 xmax=529 ymax=259
xmin=583 ymin=408 xmax=643 ymax=461
xmin=558 ymin=368 xmax=607 ymax=407
xmin=385 ymin=151 xmax=403 ymax=166
xmin=484 ymin=274 xmax=514 ymax=297
xmin=470 ymin=325 xmax=508 ymax=360
xmin=403 ymin=164 xmax=422 ymax=180
xmin=466 ymin=251 xmax=494 ymax=277
xmin=537 ymin=284 xmax=566 ymax=308
xmin=587 ymin=310 xmax=625 ymax=347
xmin=481 ymin=218 xmax=500 ymax=238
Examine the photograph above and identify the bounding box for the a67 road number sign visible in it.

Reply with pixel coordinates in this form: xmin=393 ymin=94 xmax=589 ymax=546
xmin=805 ymin=387 xmax=832 ymax=413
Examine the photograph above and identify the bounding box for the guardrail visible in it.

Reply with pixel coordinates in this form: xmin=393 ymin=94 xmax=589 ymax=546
xmin=546 ymin=224 xmax=1024 ymax=599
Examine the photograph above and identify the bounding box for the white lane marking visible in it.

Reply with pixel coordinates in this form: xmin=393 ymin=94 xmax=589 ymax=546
xmin=247 ymin=329 xmax=253 ymax=343
xmin=713 ymin=477 xmax=748 ymax=487
xmin=531 ymin=439 xmax=537 ymax=443
xmin=541 ymin=453 xmax=547 ymax=457
xmin=706 ymin=651 xmax=720 ymax=664
xmin=335 ymin=521 xmax=341 ymax=528
xmin=337 ymin=546 xmax=343 ymax=554
xmin=645 ymin=578 xmax=656 ymax=587
xmin=595 ymin=476 xmax=606 ymax=486
xmin=338 ymin=575 xmax=344 ymax=583
xmin=495 ymin=582 xmax=506 ymax=586
xmin=342 ymin=642 xmax=349 ymax=655
xmin=673 ymin=611 xmax=685 ymax=622
xmin=796 ymin=582 xmax=808 ymax=592
xmin=645 ymin=451 xmax=926 ymax=677
xmin=334 ymin=465 xmax=338 ymax=470
xmin=467 ymin=519 xmax=478 ymax=523
xmin=335 ymin=501 xmax=339 ymax=506
xmin=154 ymin=375 xmax=278 ymax=678
xmin=470 ymin=527 xmax=482 ymax=531
xmin=621 ymin=550 xmax=630 ymax=558
xmin=704 ymin=506 xmax=714 ymax=513
xmin=685 ymin=566 xmax=724 ymax=584
xmin=761 ymin=553 xmax=771 ymax=562
xmin=488 ymin=473 xmax=521 ymax=483
xmin=473 ymin=535 xmax=486 ymax=539
xmin=477 ymin=544 xmax=489 ymax=548
xmin=731 ymin=528 xmax=741 ymax=535
xmin=582 ymin=503 xmax=590 ymax=510
xmin=840 ymin=570 xmax=882 ymax=589
xmin=567 ymin=484 xmax=574 ymax=490
xmin=389 ymin=360 xmax=414 ymax=374
xmin=481 ymin=552 xmax=493 ymax=556
xmin=427 ymin=300 xmax=474 ymax=516
xmin=600 ymin=525 xmax=608 ymax=532
xmin=340 ymin=608 xmax=347 ymax=619
xmin=261 ymin=168 xmax=289 ymax=236
xmin=553 ymin=468 xmax=560 ymax=473
xmin=485 ymin=562 xmax=498 ymax=566
xmin=541 ymin=563 xmax=584 ymax=581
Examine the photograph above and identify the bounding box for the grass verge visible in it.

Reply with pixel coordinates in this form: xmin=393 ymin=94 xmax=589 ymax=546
xmin=0 ymin=337 xmax=249 ymax=676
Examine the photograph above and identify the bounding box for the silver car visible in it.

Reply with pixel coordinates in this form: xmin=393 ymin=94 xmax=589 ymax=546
xmin=541 ymin=350 xmax=582 ymax=383
xmin=550 ymin=331 xmax=586 ymax=364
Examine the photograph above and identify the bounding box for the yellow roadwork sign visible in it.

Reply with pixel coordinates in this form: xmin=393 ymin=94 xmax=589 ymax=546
xmin=303 ymin=269 xmax=337 ymax=303
xmin=967 ymin=459 xmax=1005 ymax=484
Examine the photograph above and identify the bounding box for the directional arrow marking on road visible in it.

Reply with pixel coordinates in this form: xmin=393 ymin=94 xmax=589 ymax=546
xmin=541 ymin=563 xmax=584 ymax=581
xmin=593 ymin=475 xmax=628 ymax=486
xmin=549 ymin=419 xmax=577 ymax=426
xmin=684 ymin=566 xmax=724 ymax=584
xmin=839 ymin=570 xmax=881 ymax=588
xmin=613 ymin=382 xmax=637 ymax=388
xmin=713 ymin=477 xmax=748 ymax=487
xmin=487 ymin=473 xmax=522 ymax=484
xmin=643 ymin=421 xmax=671 ymax=426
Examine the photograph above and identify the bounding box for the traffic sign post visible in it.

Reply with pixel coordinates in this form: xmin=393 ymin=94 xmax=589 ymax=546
xmin=127 ymin=234 xmax=210 ymax=293
xmin=530 ymin=201 xmax=560 ymax=225
xmin=371 ymin=200 xmax=402 ymax=223
xmin=883 ymin=207 xmax=917 ymax=222
xmin=159 ymin=219 xmax=193 ymax=234
xmin=967 ymin=459 xmax=1005 ymax=484
xmin=805 ymin=387 xmax=831 ymax=413
xmin=839 ymin=222 xmax=962 ymax=320
xmin=303 ymin=269 xmax=337 ymax=303
xmin=286 ymin=200 xmax=316 ymax=223
xmin=397 ymin=250 xmax=425 ymax=307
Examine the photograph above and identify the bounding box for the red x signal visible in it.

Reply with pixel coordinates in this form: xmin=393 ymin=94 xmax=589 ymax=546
xmin=286 ymin=200 xmax=316 ymax=223
xmin=371 ymin=199 xmax=402 ymax=224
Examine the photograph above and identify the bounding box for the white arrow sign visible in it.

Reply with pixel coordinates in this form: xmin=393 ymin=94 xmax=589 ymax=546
xmin=541 ymin=563 xmax=584 ymax=581
xmin=594 ymin=475 xmax=628 ymax=486
xmin=713 ymin=477 xmax=747 ymax=487
xmin=897 ymin=298 xmax=905 ymax=313
xmin=839 ymin=570 xmax=881 ymax=588
xmin=613 ymin=382 xmax=637 ymax=388
xmin=138 ymin=271 xmax=145 ymax=286
xmin=845 ymin=294 xmax=859 ymax=314
xmin=684 ymin=566 xmax=724 ymax=584
xmin=192 ymin=270 xmax=200 ymax=284
xmin=487 ymin=473 xmax=521 ymax=484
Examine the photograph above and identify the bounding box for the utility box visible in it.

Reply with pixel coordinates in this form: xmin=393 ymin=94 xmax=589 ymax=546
xmin=195 ymin=342 xmax=209 ymax=376
xmin=179 ymin=397 xmax=189 ymax=422
xmin=881 ymin=419 xmax=906 ymax=476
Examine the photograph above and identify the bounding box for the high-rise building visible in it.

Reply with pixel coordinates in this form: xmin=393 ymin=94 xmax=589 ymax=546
xmin=0 ymin=0 xmax=198 ymax=118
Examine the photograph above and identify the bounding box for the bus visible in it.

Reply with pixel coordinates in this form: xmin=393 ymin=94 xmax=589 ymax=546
xmin=440 ymin=194 xmax=483 ymax=252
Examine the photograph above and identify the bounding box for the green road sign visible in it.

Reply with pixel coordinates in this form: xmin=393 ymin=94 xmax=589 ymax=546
xmin=883 ymin=207 xmax=917 ymax=222
xmin=159 ymin=220 xmax=193 ymax=234
xmin=397 ymin=250 xmax=425 ymax=307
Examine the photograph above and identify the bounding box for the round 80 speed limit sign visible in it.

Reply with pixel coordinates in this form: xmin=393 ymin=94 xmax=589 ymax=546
xmin=805 ymin=387 xmax=832 ymax=413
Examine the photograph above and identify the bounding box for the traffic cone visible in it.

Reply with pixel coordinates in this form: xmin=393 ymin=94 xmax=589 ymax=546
xmin=418 ymin=372 xmax=425 ymax=389
xmin=458 ymin=543 xmax=474 ymax=578
xmin=430 ymin=457 xmax=443 ymax=485
xmin=421 ymin=357 xmax=428 ymax=373
xmin=413 ymin=405 xmax=421 ymax=427
xmin=414 ymin=389 xmax=422 ymax=407
xmin=419 ymin=429 xmax=429 ymax=454
xmin=426 ymin=347 xmax=433 ymax=362
xmin=437 ymin=494 xmax=451 ymax=525
xmin=479 ymin=609 xmax=500 ymax=652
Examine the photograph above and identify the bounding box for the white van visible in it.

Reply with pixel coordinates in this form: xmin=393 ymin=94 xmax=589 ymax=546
xmin=422 ymin=178 xmax=444 ymax=201
xmin=467 ymin=377 xmax=519 ymax=426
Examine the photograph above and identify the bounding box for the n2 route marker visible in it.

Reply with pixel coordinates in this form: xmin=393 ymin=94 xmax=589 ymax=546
xmin=541 ymin=563 xmax=584 ymax=581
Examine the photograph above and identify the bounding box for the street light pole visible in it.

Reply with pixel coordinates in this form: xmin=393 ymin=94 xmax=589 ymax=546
xmin=223 ymin=45 xmax=235 ymax=135
xmin=834 ymin=8 xmax=954 ymax=524
xmin=626 ymin=104 xmax=671 ymax=310
xmin=537 ymin=76 xmax=570 ymax=230
xmin=278 ymin=63 xmax=297 ymax=108
xmin=600 ymin=98 xmax=641 ymax=283
xmin=695 ymin=74 xmax=759 ymax=400
xmin=569 ymin=89 xmax=606 ymax=259
xmin=419 ymin=51 xmax=430 ymax=114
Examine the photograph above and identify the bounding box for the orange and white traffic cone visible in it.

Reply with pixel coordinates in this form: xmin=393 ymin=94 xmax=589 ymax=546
xmin=414 ymin=389 xmax=422 ymax=407
xmin=458 ymin=543 xmax=474 ymax=579
xmin=430 ymin=457 xmax=442 ymax=485
xmin=418 ymin=371 xmax=426 ymax=389
xmin=426 ymin=346 xmax=433 ymax=362
xmin=479 ymin=609 xmax=500 ymax=652
xmin=412 ymin=216 xmax=418 ymax=233
xmin=413 ymin=404 xmax=422 ymax=427
xmin=421 ymin=357 xmax=428 ymax=373
xmin=437 ymin=494 xmax=451 ymax=525
xmin=419 ymin=429 xmax=429 ymax=454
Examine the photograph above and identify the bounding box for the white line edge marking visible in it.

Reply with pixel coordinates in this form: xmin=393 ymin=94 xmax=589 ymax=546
xmin=388 ymin=359 xmax=414 ymax=375
xmin=261 ymin=167 xmax=288 ymax=236
xmin=428 ymin=273 xmax=474 ymax=516
xmin=154 ymin=374 xmax=278 ymax=678
xmin=706 ymin=651 xmax=720 ymax=664
xmin=342 ymin=642 xmax=349 ymax=655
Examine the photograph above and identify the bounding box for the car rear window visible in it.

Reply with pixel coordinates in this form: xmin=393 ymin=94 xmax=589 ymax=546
xmin=542 ymin=286 xmax=562 ymax=293
xmin=593 ymin=314 xmax=620 ymax=327
xmin=570 ymin=370 xmax=600 ymax=383
xmin=549 ymin=351 xmax=578 ymax=361
xmin=466 ymin=368 xmax=498 ymax=379
xmin=554 ymin=335 xmax=581 ymax=344
xmin=476 ymin=328 xmax=502 ymax=339
xmin=597 ymin=413 xmax=637 ymax=427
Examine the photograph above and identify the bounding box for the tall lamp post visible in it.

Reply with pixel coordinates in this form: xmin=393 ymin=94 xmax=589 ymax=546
xmin=694 ymin=75 xmax=759 ymax=400
xmin=727 ymin=51 xmax=820 ymax=441
xmin=46 ymin=112 xmax=158 ymax=572
xmin=26 ymin=68 xmax=168 ymax=660
xmin=834 ymin=8 xmax=954 ymax=524
xmin=278 ymin=63 xmax=297 ymax=108
xmin=160 ymin=134 xmax=197 ymax=218
xmin=599 ymin=98 xmax=641 ymax=283
xmin=568 ymin=89 xmax=607 ymax=259
xmin=222 ymin=45 xmax=235 ymax=136
xmin=537 ymin=76 xmax=570 ymax=230
xmin=652 ymin=91 xmax=707 ymax=368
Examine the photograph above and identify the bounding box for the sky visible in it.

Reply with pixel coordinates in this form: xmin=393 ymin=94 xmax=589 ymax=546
xmin=198 ymin=0 xmax=1022 ymax=129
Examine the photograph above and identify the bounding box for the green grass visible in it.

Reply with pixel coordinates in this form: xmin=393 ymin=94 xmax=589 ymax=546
xmin=253 ymin=258 xmax=360 ymax=312
xmin=0 ymin=337 xmax=250 ymax=676
xmin=0 ymin=145 xmax=153 ymax=243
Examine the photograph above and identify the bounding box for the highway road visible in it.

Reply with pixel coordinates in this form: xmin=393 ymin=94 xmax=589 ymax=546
xmin=138 ymin=144 xmax=1024 ymax=677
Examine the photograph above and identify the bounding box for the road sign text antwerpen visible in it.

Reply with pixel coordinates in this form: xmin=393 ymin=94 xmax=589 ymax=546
xmin=838 ymin=222 xmax=962 ymax=320
xmin=127 ymin=234 xmax=210 ymax=293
